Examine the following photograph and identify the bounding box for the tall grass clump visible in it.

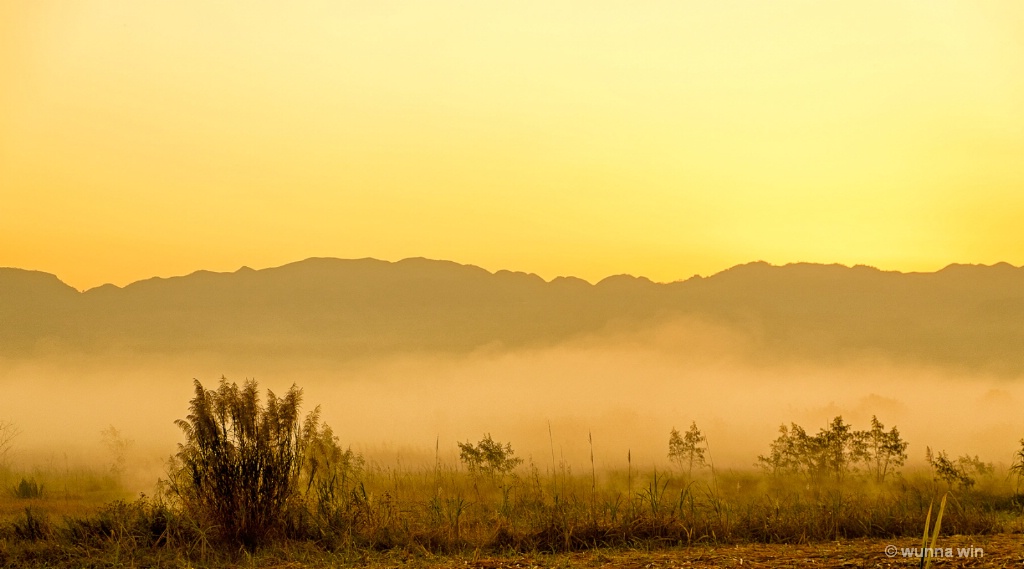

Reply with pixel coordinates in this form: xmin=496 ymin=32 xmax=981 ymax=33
xmin=1 ymin=392 xmax=1021 ymax=564
xmin=166 ymin=378 xmax=317 ymax=550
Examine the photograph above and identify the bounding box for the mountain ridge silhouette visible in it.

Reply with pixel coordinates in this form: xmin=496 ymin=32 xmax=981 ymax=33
xmin=2 ymin=257 xmax=1023 ymax=373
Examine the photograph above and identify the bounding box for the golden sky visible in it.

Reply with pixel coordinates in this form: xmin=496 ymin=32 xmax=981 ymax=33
xmin=2 ymin=1 xmax=1023 ymax=290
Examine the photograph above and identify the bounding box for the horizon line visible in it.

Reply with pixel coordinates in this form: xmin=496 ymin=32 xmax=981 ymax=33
xmin=3 ymin=256 xmax=1022 ymax=293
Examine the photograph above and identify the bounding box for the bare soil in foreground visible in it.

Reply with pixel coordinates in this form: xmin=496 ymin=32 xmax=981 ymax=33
xmin=3 ymin=534 xmax=1022 ymax=568
xmin=264 ymin=535 xmax=1024 ymax=569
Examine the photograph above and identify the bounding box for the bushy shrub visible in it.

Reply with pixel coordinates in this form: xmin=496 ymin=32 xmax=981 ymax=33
xmin=668 ymin=421 xmax=707 ymax=477
xmin=458 ymin=434 xmax=522 ymax=478
xmin=100 ymin=425 xmax=134 ymax=477
xmin=298 ymin=417 xmax=363 ymax=519
xmin=167 ymin=378 xmax=318 ymax=549
xmin=62 ymin=497 xmax=180 ymax=549
xmin=925 ymin=447 xmax=993 ymax=491
xmin=757 ymin=415 xmax=907 ymax=484
xmin=11 ymin=478 xmax=43 ymax=499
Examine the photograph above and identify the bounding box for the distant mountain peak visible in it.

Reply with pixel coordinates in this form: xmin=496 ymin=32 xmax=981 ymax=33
xmin=3 ymin=256 xmax=1024 ymax=374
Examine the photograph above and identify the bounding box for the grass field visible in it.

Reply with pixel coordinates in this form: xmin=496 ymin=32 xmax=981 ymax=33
xmin=0 ymin=380 xmax=1020 ymax=567
xmin=0 ymin=455 xmax=1020 ymax=568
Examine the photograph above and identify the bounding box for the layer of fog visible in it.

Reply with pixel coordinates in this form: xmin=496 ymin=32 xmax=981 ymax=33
xmin=1 ymin=318 xmax=1022 ymax=493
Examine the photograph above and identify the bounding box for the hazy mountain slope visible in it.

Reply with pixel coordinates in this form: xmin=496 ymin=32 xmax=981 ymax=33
xmin=669 ymin=261 xmax=1024 ymax=371
xmin=2 ymin=258 xmax=1022 ymax=372
xmin=0 ymin=268 xmax=81 ymax=352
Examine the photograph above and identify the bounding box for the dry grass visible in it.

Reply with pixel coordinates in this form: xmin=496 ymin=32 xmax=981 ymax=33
xmin=0 ymin=457 xmax=1020 ymax=568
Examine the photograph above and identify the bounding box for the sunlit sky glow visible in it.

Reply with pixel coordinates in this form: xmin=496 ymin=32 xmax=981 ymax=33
xmin=2 ymin=1 xmax=1023 ymax=290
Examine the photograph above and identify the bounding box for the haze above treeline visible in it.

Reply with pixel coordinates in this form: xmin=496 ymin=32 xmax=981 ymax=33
xmin=3 ymin=257 xmax=1023 ymax=375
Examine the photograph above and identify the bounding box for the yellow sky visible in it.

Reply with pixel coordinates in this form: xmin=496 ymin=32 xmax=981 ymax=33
xmin=2 ymin=1 xmax=1023 ymax=290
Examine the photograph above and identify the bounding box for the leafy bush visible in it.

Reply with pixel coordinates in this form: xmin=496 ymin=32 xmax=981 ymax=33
xmin=458 ymin=434 xmax=522 ymax=478
xmin=167 ymin=378 xmax=320 ymax=549
xmin=926 ymin=447 xmax=974 ymax=490
xmin=925 ymin=448 xmax=993 ymax=491
xmin=11 ymin=478 xmax=43 ymax=499
xmin=757 ymin=415 xmax=907 ymax=484
xmin=100 ymin=425 xmax=135 ymax=477
xmin=864 ymin=416 xmax=908 ymax=483
xmin=668 ymin=421 xmax=707 ymax=477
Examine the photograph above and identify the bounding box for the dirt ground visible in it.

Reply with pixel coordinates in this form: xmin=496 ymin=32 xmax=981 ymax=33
xmin=339 ymin=534 xmax=1023 ymax=569
xmin=3 ymin=534 xmax=1020 ymax=568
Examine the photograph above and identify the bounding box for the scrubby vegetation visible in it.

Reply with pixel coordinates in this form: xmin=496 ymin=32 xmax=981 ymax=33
xmin=165 ymin=379 xmax=312 ymax=549
xmin=458 ymin=434 xmax=523 ymax=478
xmin=668 ymin=422 xmax=707 ymax=477
xmin=0 ymin=379 xmax=1021 ymax=567
xmin=10 ymin=478 xmax=43 ymax=500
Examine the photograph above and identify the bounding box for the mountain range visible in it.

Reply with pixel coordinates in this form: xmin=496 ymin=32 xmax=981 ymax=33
xmin=2 ymin=257 xmax=1023 ymax=373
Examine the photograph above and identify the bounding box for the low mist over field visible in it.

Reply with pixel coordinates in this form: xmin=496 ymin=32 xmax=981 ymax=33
xmin=3 ymin=258 xmax=1024 ymax=561
xmin=5 ymin=3 xmax=1023 ymax=561
xmin=3 ymin=270 xmax=1023 ymax=493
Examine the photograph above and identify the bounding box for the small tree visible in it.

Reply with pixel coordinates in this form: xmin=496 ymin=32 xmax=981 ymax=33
xmin=757 ymin=423 xmax=811 ymax=476
xmin=926 ymin=447 xmax=975 ymax=491
xmin=818 ymin=416 xmax=868 ymax=483
xmin=458 ymin=434 xmax=522 ymax=478
xmin=100 ymin=426 xmax=135 ymax=477
xmin=668 ymin=421 xmax=707 ymax=477
xmin=168 ymin=378 xmax=319 ymax=549
xmin=957 ymin=454 xmax=993 ymax=477
xmin=0 ymin=420 xmax=19 ymax=468
xmin=758 ymin=418 xmax=860 ymax=483
xmin=758 ymin=416 xmax=903 ymax=485
xmin=865 ymin=416 xmax=908 ymax=483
